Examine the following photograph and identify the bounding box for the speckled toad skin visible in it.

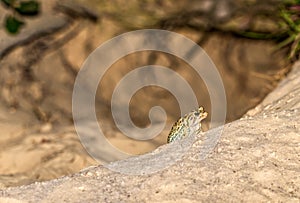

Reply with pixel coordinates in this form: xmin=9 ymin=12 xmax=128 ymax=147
xmin=167 ymin=107 xmax=208 ymax=143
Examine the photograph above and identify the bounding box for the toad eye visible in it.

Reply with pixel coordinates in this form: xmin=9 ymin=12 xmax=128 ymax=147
xmin=194 ymin=112 xmax=200 ymax=116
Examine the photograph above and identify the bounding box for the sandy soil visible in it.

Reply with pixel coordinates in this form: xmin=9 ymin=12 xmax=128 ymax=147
xmin=0 ymin=60 xmax=299 ymax=202
xmin=0 ymin=0 xmax=291 ymax=189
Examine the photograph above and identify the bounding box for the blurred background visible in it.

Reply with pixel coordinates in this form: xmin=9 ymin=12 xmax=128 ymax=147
xmin=0 ymin=0 xmax=298 ymax=187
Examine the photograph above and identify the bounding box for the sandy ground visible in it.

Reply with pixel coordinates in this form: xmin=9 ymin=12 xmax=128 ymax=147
xmin=0 ymin=60 xmax=299 ymax=203
xmin=0 ymin=0 xmax=291 ymax=190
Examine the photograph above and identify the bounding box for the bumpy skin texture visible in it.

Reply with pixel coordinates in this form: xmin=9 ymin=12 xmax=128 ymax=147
xmin=167 ymin=107 xmax=208 ymax=143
